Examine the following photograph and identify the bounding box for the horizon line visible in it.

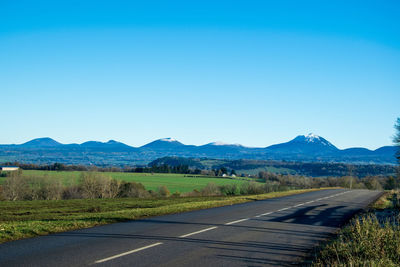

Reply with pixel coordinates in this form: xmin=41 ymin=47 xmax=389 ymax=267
xmin=0 ymin=135 xmax=394 ymax=151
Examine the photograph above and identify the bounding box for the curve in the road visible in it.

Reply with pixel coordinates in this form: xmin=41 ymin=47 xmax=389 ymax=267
xmin=0 ymin=189 xmax=382 ymax=267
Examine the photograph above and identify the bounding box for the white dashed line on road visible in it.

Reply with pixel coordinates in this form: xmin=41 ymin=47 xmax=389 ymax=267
xmin=253 ymin=190 xmax=350 ymax=219
xmin=179 ymin=226 xmax=218 ymax=238
xmin=225 ymin=218 xmax=249 ymax=225
xmin=94 ymin=190 xmax=351 ymax=264
xmin=94 ymin=242 xmax=163 ymax=264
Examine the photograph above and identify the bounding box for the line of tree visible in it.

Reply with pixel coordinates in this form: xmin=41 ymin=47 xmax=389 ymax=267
xmin=257 ymin=171 xmax=397 ymax=191
xmin=0 ymin=170 xmax=167 ymax=201
xmin=0 ymin=169 xmax=290 ymax=201
xmin=1 ymin=169 xmax=396 ymax=202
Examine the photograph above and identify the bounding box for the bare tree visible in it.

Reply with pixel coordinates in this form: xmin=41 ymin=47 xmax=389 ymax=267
xmin=29 ymin=175 xmax=63 ymax=200
xmin=394 ymin=118 xmax=400 ymax=147
xmin=80 ymin=172 xmax=103 ymax=199
xmin=394 ymin=118 xmax=400 ymax=189
xmin=2 ymin=170 xmax=29 ymax=200
xmin=157 ymin=185 xmax=170 ymax=197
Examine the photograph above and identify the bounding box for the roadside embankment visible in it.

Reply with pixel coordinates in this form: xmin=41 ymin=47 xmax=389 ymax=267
xmin=311 ymin=190 xmax=400 ymax=266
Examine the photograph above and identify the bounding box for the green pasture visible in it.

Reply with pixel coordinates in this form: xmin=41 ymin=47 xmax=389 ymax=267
xmin=16 ymin=170 xmax=256 ymax=193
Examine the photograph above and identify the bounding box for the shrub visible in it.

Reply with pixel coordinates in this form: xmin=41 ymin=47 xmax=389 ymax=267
xmin=118 ymin=181 xmax=149 ymax=198
xmin=101 ymin=178 xmax=121 ymax=199
xmin=62 ymin=185 xmax=83 ymax=199
xmin=171 ymin=191 xmax=181 ymax=197
xmin=80 ymin=172 xmax=119 ymax=199
xmin=201 ymin=183 xmax=221 ymax=196
xmin=0 ymin=186 xmax=5 ymax=201
xmin=263 ymin=181 xmax=279 ymax=193
xmin=240 ymin=182 xmax=264 ymax=195
xmin=157 ymin=185 xmax=170 ymax=197
xmin=313 ymin=214 xmax=400 ymax=266
xmin=1 ymin=172 xmax=30 ymax=200
xmin=219 ymin=184 xmax=240 ymax=196
xmin=182 ymin=189 xmax=201 ymax=197
xmin=29 ymin=175 xmax=63 ymax=200
xmin=80 ymin=172 xmax=102 ymax=198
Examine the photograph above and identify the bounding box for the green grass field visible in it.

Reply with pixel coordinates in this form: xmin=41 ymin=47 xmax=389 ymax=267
xmin=13 ymin=170 xmax=255 ymax=193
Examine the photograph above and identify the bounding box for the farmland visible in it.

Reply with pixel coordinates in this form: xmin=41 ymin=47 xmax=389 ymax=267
xmin=8 ymin=170 xmax=257 ymax=193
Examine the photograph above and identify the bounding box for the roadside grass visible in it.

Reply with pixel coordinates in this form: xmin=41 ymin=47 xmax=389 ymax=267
xmin=311 ymin=191 xmax=400 ymax=266
xmin=16 ymin=170 xmax=254 ymax=193
xmin=0 ymin=188 xmax=322 ymax=244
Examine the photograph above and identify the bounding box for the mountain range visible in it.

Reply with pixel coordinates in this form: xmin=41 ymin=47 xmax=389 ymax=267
xmin=0 ymin=134 xmax=397 ymax=166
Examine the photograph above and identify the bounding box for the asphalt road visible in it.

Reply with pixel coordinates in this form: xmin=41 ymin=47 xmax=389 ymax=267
xmin=0 ymin=189 xmax=382 ymax=267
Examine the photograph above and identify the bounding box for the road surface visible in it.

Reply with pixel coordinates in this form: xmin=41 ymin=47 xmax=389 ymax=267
xmin=0 ymin=189 xmax=381 ymax=266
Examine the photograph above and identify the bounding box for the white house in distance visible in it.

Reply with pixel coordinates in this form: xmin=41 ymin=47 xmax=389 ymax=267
xmin=0 ymin=166 xmax=19 ymax=171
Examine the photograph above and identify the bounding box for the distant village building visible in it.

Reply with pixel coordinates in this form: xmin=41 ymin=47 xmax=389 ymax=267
xmin=0 ymin=166 xmax=19 ymax=171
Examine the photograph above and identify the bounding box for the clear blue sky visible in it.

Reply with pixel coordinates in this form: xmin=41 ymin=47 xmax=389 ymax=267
xmin=1 ymin=0 xmax=399 ymax=149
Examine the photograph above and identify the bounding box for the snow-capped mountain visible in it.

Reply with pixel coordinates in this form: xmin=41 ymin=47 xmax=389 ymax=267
xmin=159 ymin=138 xmax=179 ymax=142
xmin=296 ymin=133 xmax=336 ymax=147
xmin=289 ymin=133 xmax=337 ymax=148
xmin=265 ymin=133 xmax=338 ymax=155
xmin=205 ymin=141 xmax=243 ymax=147
xmin=140 ymin=138 xmax=186 ymax=150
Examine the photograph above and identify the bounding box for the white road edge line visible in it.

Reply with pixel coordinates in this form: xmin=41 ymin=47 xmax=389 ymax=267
xmin=179 ymin=226 xmax=218 ymax=238
xmin=94 ymin=242 xmax=163 ymax=264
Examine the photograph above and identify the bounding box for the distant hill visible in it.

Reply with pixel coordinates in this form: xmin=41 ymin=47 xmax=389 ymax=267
xmin=141 ymin=138 xmax=186 ymax=150
xmin=148 ymin=157 xmax=397 ymax=178
xmin=149 ymin=156 xmax=204 ymax=169
xmin=80 ymin=140 xmax=136 ymax=151
xmin=20 ymin=137 xmax=62 ymax=148
xmin=0 ymin=134 xmax=397 ymax=166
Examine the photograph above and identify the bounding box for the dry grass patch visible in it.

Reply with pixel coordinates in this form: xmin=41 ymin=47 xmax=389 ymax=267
xmin=312 ymin=191 xmax=400 ymax=267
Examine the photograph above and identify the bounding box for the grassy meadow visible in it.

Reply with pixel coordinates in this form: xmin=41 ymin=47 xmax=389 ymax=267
xmin=2 ymin=170 xmax=255 ymax=193
xmin=0 ymin=189 xmax=321 ymax=243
